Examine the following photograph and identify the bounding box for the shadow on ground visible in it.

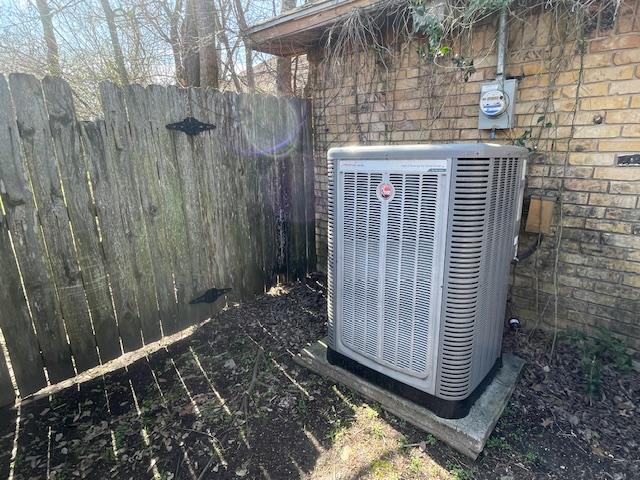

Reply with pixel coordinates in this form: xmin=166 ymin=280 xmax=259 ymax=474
xmin=0 ymin=276 xmax=637 ymax=479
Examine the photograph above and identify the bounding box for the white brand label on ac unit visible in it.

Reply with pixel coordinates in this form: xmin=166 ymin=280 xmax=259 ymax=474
xmin=339 ymin=159 xmax=448 ymax=173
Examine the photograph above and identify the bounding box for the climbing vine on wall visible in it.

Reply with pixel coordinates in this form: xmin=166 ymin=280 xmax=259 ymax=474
xmin=312 ymin=0 xmax=624 ymax=352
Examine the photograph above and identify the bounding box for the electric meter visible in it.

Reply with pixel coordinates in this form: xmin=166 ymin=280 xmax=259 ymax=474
xmin=480 ymin=89 xmax=508 ymax=117
xmin=478 ymin=79 xmax=518 ymax=130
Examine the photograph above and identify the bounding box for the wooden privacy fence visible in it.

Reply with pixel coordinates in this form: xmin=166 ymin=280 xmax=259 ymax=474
xmin=0 ymin=73 xmax=315 ymax=407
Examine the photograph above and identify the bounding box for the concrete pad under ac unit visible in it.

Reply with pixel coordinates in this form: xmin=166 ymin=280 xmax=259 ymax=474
xmin=293 ymin=338 xmax=525 ymax=460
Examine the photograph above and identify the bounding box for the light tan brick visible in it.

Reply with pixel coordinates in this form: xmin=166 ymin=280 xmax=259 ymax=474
xmin=583 ymin=65 xmax=634 ymax=83
xmin=549 ymin=166 xmax=593 ymax=178
xmin=594 ymin=166 xmax=640 ymax=180
xmin=554 ymin=99 xmax=578 ymax=112
xmin=585 ymin=219 xmax=633 ymax=234
xmin=560 ymin=82 xmax=609 ymax=98
xmin=591 ymin=33 xmax=640 ymax=52
xmin=556 ymin=70 xmax=580 ymax=85
xmin=564 ymin=178 xmax=609 ymax=192
xmin=606 ymin=109 xmax=640 ymax=124
xmin=581 ymin=96 xmax=629 ymax=110
xmin=623 ymin=274 xmax=640 ymax=288
xmin=599 ymin=49 xmax=640 ymax=65
xmin=520 ymin=61 xmax=544 ymax=76
xmin=610 ymin=181 xmax=640 ymax=194
xmin=622 ymin=124 xmax=640 ymax=137
xmin=519 ymin=88 xmax=546 ymax=101
xmin=576 ymin=52 xmax=613 ymax=68
xmin=568 ymin=153 xmax=614 ymax=166
xmin=589 ymin=193 xmax=637 ymax=208
xmin=562 ymin=216 xmax=586 ymax=228
xmin=395 ymin=77 xmax=418 ymax=90
xmin=605 ymin=233 xmax=640 ymax=249
xmin=599 ymin=139 xmax=640 ymax=151
xmin=610 ymin=80 xmax=640 ymax=95
xmin=573 ymin=125 xmax=621 ymax=138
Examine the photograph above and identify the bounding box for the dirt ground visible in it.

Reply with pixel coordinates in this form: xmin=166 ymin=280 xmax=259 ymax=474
xmin=1 ymin=276 xmax=637 ymax=480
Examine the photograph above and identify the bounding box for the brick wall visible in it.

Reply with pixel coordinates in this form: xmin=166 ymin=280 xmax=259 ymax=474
xmin=309 ymin=1 xmax=640 ymax=349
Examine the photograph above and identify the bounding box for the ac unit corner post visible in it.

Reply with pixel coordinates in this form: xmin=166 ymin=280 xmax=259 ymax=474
xmin=326 ymin=144 xmax=528 ymax=419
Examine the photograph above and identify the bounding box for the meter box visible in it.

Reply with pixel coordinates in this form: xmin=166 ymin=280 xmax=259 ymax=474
xmin=478 ymin=79 xmax=518 ymax=130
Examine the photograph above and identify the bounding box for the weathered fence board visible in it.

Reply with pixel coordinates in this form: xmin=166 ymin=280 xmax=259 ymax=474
xmin=168 ymin=87 xmax=212 ymax=324
xmin=124 ymin=84 xmax=180 ymax=336
xmin=9 ymin=73 xmax=100 ymax=374
xmin=0 ymin=75 xmax=76 ymax=384
xmin=80 ymin=120 xmax=141 ymax=353
xmin=0 ymin=350 xmax=14 ymax=407
xmin=0 ymin=208 xmax=45 ymax=397
xmin=0 ymin=73 xmax=315 ymax=406
xmin=42 ymin=77 xmax=122 ymax=363
xmin=146 ymin=85 xmax=199 ymax=329
xmin=0 ymin=77 xmax=47 ymax=397
xmin=100 ymin=83 xmax=161 ymax=347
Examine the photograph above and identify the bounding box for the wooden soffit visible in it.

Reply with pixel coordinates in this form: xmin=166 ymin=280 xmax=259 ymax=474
xmin=247 ymin=0 xmax=391 ymax=56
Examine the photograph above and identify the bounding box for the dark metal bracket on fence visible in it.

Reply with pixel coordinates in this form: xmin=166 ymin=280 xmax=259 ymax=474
xmin=166 ymin=117 xmax=216 ymax=136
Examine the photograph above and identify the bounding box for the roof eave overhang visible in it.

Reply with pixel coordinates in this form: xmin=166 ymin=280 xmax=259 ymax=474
xmin=247 ymin=0 xmax=389 ymax=56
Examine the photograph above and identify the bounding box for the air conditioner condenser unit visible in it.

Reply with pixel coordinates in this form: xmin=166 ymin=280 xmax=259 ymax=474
xmin=326 ymin=144 xmax=528 ymax=419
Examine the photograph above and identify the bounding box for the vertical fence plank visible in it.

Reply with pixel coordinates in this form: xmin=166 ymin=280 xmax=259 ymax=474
xmin=264 ymin=96 xmax=286 ymax=276
xmin=200 ymin=89 xmax=227 ymax=289
xmin=123 ymin=85 xmax=180 ymax=336
xmin=301 ymin=99 xmax=317 ymax=272
xmin=1 ymin=74 xmax=75 ymax=383
xmin=146 ymin=85 xmax=199 ymax=328
xmin=287 ymin=97 xmax=307 ymax=279
xmin=255 ymin=95 xmax=279 ymax=287
xmin=41 ymin=77 xmax=121 ymax=363
xmin=189 ymin=89 xmax=225 ymax=300
xmin=80 ymin=120 xmax=142 ymax=353
xmin=165 ymin=87 xmax=210 ymax=324
xmin=0 ymin=349 xmax=14 ymax=407
xmin=237 ymin=93 xmax=267 ymax=294
xmin=0 ymin=76 xmax=47 ymax=397
xmin=9 ymin=73 xmax=99 ymax=374
xmin=0 ymin=213 xmax=45 ymax=397
xmin=100 ymin=82 xmax=162 ymax=346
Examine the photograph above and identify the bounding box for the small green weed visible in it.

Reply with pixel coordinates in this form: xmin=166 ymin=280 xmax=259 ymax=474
xmin=296 ymin=397 xmax=308 ymax=415
xmin=486 ymin=435 xmax=511 ymax=451
xmin=425 ymin=433 xmax=437 ymax=446
xmin=370 ymin=458 xmax=397 ymax=479
xmin=525 ymin=451 xmax=537 ymax=463
xmin=409 ymin=455 xmax=424 ymax=474
xmin=447 ymin=462 xmax=473 ymax=480
xmin=566 ymin=327 xmax=631 ymax=397
xmin=362 ymin=403 xmax=380 ymax=419
xmin=326 ymin=419 xmax=348 ymax=443
xmin=371 ymin=423 xmax=385 ymax=440
xmin=114 ymin=423 xmax=129 ymax=451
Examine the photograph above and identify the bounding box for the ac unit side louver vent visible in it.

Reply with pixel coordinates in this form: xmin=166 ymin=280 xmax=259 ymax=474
xmin=327 ymin=155 xmax=336 ymax=345
xmin=436 ymin=159 xmax=490 ymax=399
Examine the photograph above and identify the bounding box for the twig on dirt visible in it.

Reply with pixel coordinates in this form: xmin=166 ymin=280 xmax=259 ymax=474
xmin=179 ymin=427 xmax=218 ymax=440
xmin=196 ymin=455 xmax=216 ymax=480
xmin=241 ymin=344 xmax=265 ymax=416
xmin=400 ymin=442 xmax=424 ymax=448
xmin=174 ymin=452 xmax=182 ymax=479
